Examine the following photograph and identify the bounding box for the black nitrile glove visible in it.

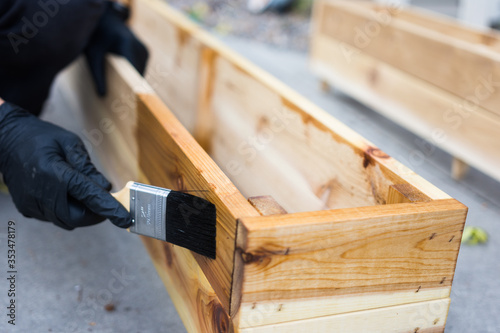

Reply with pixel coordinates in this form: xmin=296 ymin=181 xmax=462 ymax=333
xmin=0 ymin=102 xmax=132 ymax=230
xmin=85 ymin=1 xmax=149 ymax=96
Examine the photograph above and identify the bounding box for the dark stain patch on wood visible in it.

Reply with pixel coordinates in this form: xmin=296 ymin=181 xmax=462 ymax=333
xmin=440 ymin=277 xmax=446 ymax=284
xmin=415 ymin=286 xmax=421 ymax=293
xmin=449 ymin=235 xmax=455 ymax=242
xmin=430 ymin=233 xmax=437 ymax=240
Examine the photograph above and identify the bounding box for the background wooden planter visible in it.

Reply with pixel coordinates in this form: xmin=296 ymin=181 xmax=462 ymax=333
xmin=53 ymin=0 xmax=467 ymax=331
xmin=310 ymin=0 xmax=500 ymax=182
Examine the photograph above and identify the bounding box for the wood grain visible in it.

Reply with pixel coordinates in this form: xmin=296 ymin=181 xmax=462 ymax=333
xmin=248 ymin=196 xmax=287 ymax=216
xmin=132 ymin=0 xmax=450 ymax=208
xmin=235 ymin=200 xmax=466 ymax=304
xmin=310 ymin=32 xmax=500 ymax=182
xmin=131 ymin=0 xmax=202 ymax=133
xmin=239 ymin=298 xmax=449 ymax=333
xmin=387 ymin=184 xmax=431 ymax=204
xmin=236 ymin=288 xmax=450 ymax=328
xmin=318 ymin=0 xmax=500 ymax=119
xmin=136 ymin=93 xmax=259 ymax=312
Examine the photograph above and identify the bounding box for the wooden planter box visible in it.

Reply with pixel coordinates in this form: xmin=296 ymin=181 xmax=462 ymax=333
xmin=52 ymin=0 xmax=467 ymax=331
xmin=310 ymin=0 xmax=500 ymax=182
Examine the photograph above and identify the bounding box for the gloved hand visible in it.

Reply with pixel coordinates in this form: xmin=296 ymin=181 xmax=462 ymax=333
xmin=85 ymin=1 xmax=149 ymax=96
xmin=0 ymin=102 xmax=132 ymax=230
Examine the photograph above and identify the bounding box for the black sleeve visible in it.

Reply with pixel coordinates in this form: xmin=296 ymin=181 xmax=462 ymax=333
xmin=0 ymin=0 xmax=106 ymax=115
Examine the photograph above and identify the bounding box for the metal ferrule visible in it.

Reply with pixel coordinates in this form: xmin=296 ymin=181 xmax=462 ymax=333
xmin=128 ymin=182 xmax=171 ymax=241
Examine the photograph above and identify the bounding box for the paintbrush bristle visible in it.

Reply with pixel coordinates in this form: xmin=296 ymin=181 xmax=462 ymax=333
xmin=165 ymin=191 xmax=217 ymax=259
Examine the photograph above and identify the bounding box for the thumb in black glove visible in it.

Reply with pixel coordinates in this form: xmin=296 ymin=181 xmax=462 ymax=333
xmin=0 ymin=102 xmax=132 ymax=230
xmin=85 ymin=1 xmax=149 ymax=96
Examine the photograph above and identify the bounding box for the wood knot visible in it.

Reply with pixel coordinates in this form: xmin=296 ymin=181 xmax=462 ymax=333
xmin=241 ymin=247 xmax=289 ymax=266
xmin=211 ymin=300 xmax=230 ymax=333
xmin=365 ymin=146 xmax=390 ymax=159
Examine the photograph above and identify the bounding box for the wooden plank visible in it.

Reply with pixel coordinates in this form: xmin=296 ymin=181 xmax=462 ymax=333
xmin=310 ymin=33 xmax=500 ymax=182
xmin=131 ymin=0 xmax=203 ymax=133
xmin=236 ymin=288 xmax=450 ymax=329
xmin=387 ymin=184 xmax=431 ymax=204
xmin=248 ymin=196 xmax=287 ymax=216
xmin=367 ymin=1 xmax=500 ymax=51
xmin=233 ymin=199 xmax=466 ymax=310
xmin=239 ymin=298 xmax=450 ymax=333
xmin=131 ymin=0 xmax=451 ymax=208
xmin=318 ymin=0 xmax=500 ymax=119
xmin=136 ymin=92 xmax=260 ymax=312
xmin=140 ymin=237 xmax=234 ymax=333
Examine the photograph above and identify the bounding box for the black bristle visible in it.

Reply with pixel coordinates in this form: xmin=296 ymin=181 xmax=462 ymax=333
xmin=165 ymin=191 xmax=217 ymax=259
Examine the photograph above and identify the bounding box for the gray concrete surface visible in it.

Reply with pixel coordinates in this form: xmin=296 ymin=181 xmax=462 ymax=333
xmin=1 ymin=1 xmax=499 ymax=332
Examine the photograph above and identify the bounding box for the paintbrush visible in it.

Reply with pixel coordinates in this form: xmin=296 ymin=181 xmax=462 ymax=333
xmin=112 ymin=181 xmax=216 ymax=259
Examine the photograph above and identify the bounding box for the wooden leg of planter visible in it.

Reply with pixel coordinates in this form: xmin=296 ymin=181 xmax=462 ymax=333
xmin=451 ymin=157 xmax=469 ymax=180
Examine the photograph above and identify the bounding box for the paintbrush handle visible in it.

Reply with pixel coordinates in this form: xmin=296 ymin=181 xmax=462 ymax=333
xmin=111 ymin=181 xmax=135 ymax=211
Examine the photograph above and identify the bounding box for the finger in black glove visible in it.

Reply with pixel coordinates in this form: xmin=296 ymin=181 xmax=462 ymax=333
xmin=85 ymin=1 xmax=149 ymax=96
xmin=0 ymin=102 xmax=132 ymax=230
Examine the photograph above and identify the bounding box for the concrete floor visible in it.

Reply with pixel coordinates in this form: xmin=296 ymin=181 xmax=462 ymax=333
xmin=1 ymin=1 xmax=499 ymax=332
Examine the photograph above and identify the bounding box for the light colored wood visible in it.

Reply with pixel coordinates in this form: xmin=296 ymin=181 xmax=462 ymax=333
xmin=234 ymin=199 xmax=466 ymax=304
xmin=236 ymin=288 xmax=450 ymax=329
xmin=310 ymin=33 xmax=500 ymax=182
xmin=367 ymin=1 xmax=500 ymax=50
xmin=318 ymin=0 xmax=500 ymax=119
xmin=136 ymin=92 xmax=260 ymax=312
xmin=387 ymin=184 xmax=431 ymax=204
xmin=131 ymin=0 xmax=203 ymax=133
xmin=248 ymin=196 xmax=287 ymax=216
xmin=239 ymin=298 xmax=449 ymax=333
xmin=452 ymin=157 xmax=470 ymax=180
xmin=131 ymin=0 xmax=451 ymax=208
xmin=110 ymin=181 xmax=134 ymax=209
xmin=140 ymin=236 xmax=234 ymax=333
